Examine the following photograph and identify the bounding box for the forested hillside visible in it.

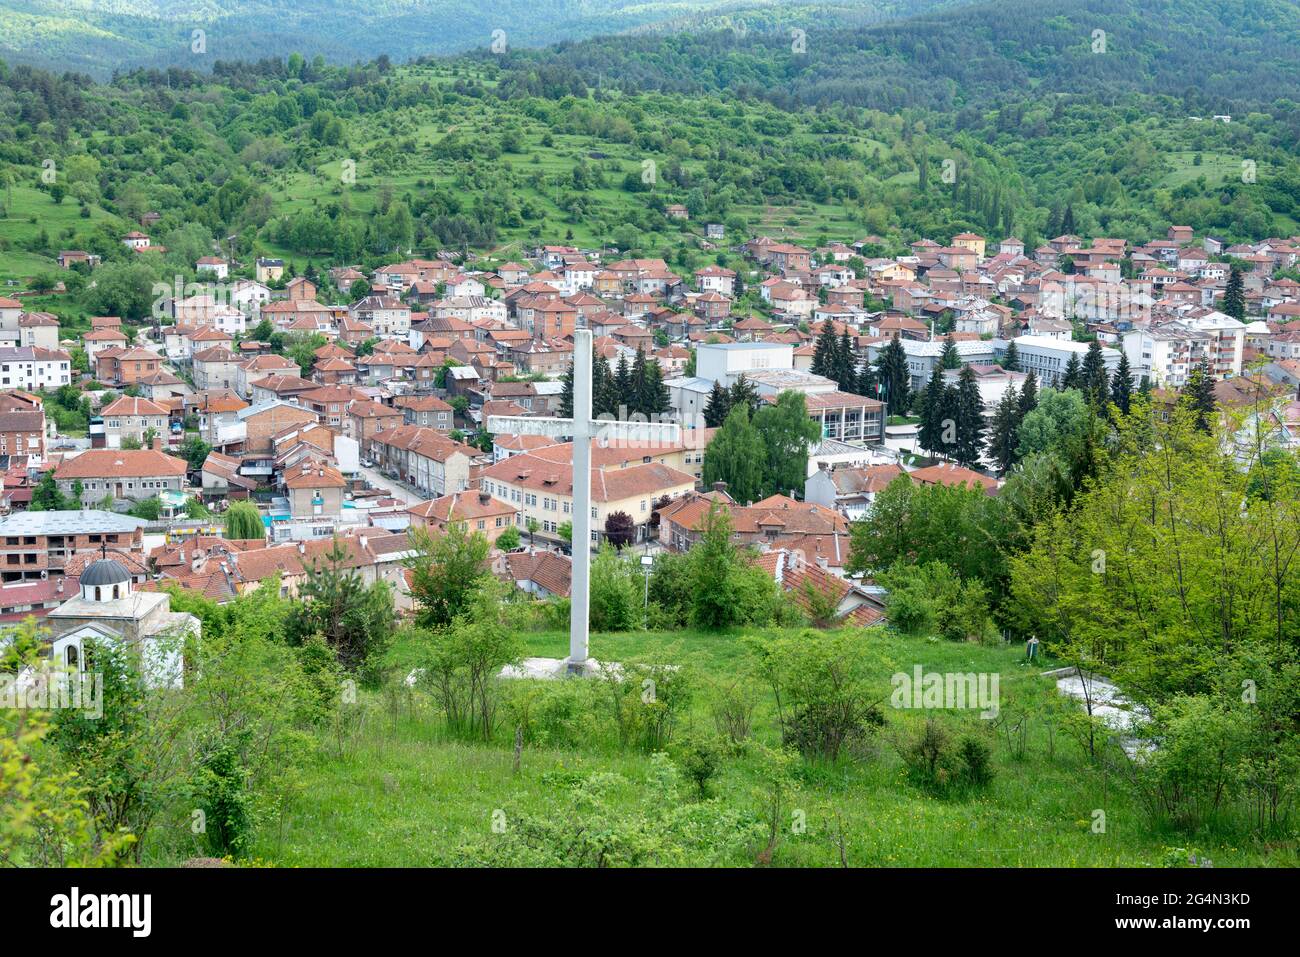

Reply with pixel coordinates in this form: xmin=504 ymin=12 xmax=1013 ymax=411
xmin=495 ymin=0 xmax=1300 ymax=112
xmin=0 ymin=0 xmax=1297 ymax=298
xmin=0 ymin=0 xmax=966 ymax=78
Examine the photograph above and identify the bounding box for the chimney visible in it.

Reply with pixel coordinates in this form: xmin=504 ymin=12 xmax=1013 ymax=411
xmin=192 ymin=553 xmax=206 ymax=574
xmin=297 ymin=541 xmax=306 ymax=555
xmin=152 ymin=435 xmax=163 ymax=452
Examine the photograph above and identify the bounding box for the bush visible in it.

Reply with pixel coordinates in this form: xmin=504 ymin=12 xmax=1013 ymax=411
xmin=750 ymin=629 xmax=888 ymax=762
xmin=191 ymin=738 xmax=253 ymax=858
xmin=709 ymin=677 xmax=759 ymax=748
xmin=602 ymin=659 xmax=692 ymax=753
xmin=647 ymin=550 xmax=692 ymax=627
xmin=410 ymin=581 xmax=525 ymax=741
xmin=1116 ymin=696 xmax=1251 ymax=833
xmin=674 ymin=733 xmax=723 ymax=797
xmin=878 ymin=561 xmax=994 ymax=641
xmin=503 ymin=678 xmax=608 ymax=750
xmin=458 ymin=754 xmax=765 ymax=867
xmin=589 ymin=545 xmax=642 ymax=632
xmin=897 ymin=718 xmax=955 ymax=791
xmin=957 ymin=735 xmax=995 ymax=787
xmin=895 ymin=719 xmax=997 ymax=794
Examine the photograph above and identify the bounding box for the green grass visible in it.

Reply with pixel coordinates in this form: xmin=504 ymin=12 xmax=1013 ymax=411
xmin=219 ymin=625 xmax=1298 ymax=868
xmin=0 ymin=184 xmax=117 ymax=283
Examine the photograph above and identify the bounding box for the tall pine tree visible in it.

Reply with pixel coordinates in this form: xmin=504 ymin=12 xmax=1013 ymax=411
xmin=728 ymin=375 xmax=761 ymax=418
xmin=939 ymin=333 xmax=960 ymax=370
xmin=810 ymin=322 xmax=837 ymax=378
xmin=1061 ymin=352 xmax=1083 ymax=390
xmin=987 ymin=382 xmax=1022 ymax=475
xmin=1081 ymin=339 xmax=1110 ymax=409
xmin=1111 ymin=352 xmax=1133 ymax=416
xmin=1181 ymin=358 xmax=1217 ymax=433
xmin=917 ymin=366 xmax=947 ymax=456
xmin=1222 ymin=263 xmax=1246 ymax=322
xmin=1018 ymin=370 xmax=1039 ymax=417
xmin=953 ymin=364 xmax=986 ymax=468
xmin=875 ymin=334 xmax=911 ymax=415
xmin=836 ymin=329 xmax=857 ymax=392
xmin=703 ymin=381 xmax=731 ymax=427
xmin=1003 ymin=339 xmax=1020 ymax=372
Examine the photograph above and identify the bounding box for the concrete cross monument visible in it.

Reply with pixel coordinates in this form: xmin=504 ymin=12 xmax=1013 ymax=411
xmin=489 ymin=329 xmax=681 ymax=675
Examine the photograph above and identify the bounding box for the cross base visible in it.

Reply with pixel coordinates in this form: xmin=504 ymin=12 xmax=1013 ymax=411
xmin=563 ymin=657 xmax=600 ymax=677
xmin=499 ymin=656 xmax=610 ymax=681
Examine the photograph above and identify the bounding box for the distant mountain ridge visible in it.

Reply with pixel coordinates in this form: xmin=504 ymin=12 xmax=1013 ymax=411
xmin=0 ymin=0 xmax=964 ymax=78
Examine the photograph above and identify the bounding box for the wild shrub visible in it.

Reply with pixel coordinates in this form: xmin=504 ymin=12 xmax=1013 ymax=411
xmin=749 ymin=629 xmax=889 ymax=762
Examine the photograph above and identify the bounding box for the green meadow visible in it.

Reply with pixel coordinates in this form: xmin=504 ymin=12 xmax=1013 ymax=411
xmin=216 ymin=626 xmax=1295 ymax=868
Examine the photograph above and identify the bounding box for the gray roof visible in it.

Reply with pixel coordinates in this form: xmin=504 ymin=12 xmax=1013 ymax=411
xmin=663 ymin=376 xmax=714 ymax=394
xmin=697 ymin=341 xmax=789 ymax=352
xmin=237 ymin=399 xmax=303 ymax=421
xmin=0 ymin=510 xmax=147 ymax=536
xmin=80 ymin=558 xmax=133 ymax=587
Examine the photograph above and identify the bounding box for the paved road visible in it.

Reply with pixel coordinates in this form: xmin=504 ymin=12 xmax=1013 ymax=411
xmin=358 ymin=465 xmax=424 ymax=507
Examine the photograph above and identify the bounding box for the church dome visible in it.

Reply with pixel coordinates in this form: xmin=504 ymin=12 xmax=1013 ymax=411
xmin=80 ymin=558 xmax=132 ymax=588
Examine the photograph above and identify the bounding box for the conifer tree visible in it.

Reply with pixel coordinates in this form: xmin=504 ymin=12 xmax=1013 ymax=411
xmin=614 ymin=352 xmax=632 ymax=404
xmin=594 ymin=353 xmax=618 ymax=417
xmin=1003 ymin=339 xmax=1020 ymax=372
xmin=629 ymin=346 xmax=649 ymax=415
xmin=1223 ymin=263 xmax=1246 ymax=322
xmin=1018 ymin=370 xmax=1038 ymax=417
xmin=836 ymin=328 xmax=857 ymax=391
xmin=1081 ymin=339 xmax=1110 ymax=409
xmin=953 ymin=364 xmax=986 ymax=467
xmin=643 ymin=357 xmax=672 ymax=415
xmin=728 ymin=375 xmax=761 ymax=418
xmin=939 ymin=333 xmax=960 ymax=370
xmin=1061 ymin=352 xmax=1083 ymax=390
xmin=917 ymin=366 xmax=948 ymax=456
xmin=703 ymin=380 xmax=731 ymax=427
xmin=857 ymin=355 xmax=879 ymax=399
xmin=987 ymin=382 xmax=1021 ymax=475
xmin=1111 ymin=351 xmax=1133 ymax=416
xmin=875 ymin=333 xmax=911 ymax=414
xmin=559 ymin=359 xmax=575 ymax=418
xmin=810 ymin=322 xmax=837 ymax=378
xmin=1181 ymin=357 xmax=1217 ymax=433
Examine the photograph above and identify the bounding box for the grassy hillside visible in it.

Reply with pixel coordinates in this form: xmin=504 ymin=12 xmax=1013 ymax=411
xmin=1 ymin=53 xmax=1297 ymax=302
xmin=226 ymin=625 xmax=1291 ymax=868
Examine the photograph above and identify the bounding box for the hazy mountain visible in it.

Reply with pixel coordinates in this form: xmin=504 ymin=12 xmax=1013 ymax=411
xmin=0 ymin=0 xmax=968 ymax=77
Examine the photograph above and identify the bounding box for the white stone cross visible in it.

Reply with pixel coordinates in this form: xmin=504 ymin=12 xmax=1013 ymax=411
xmin=488 ymin=329 xmax=681 ymax=673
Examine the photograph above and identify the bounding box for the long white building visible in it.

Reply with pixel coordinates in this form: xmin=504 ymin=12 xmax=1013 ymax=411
xmin=1007 ymin=335 xmax=1120 ymax=388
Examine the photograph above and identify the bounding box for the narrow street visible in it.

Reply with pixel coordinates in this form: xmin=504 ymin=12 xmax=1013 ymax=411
xmin=357 ymin=465 xmax=424 ymax=507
